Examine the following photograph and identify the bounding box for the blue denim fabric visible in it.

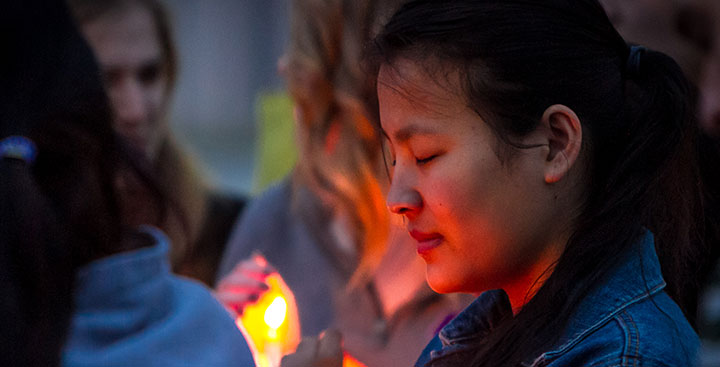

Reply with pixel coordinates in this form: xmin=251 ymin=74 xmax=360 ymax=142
xmin=416 ymin=231 xmax=700 ymax=367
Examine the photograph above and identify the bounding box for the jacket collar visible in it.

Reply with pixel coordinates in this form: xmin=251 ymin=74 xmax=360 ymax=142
xmin=436 ymin=230 xmax=665 ymax=358
xmin=73 ymin=226 xmax=171 ymax=310
xmin=539 ymin=230 xmax=665 ymax=359
xmin=438 ymin=289 xmax=512 ymax=347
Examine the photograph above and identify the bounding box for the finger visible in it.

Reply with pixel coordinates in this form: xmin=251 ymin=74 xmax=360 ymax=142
xmin=216 ymin=274 xmax=269 ymax=292
xmin=235 ymin=260 xmax=272 ymax=280
xmin=295 ymin=336 xmax=319 ymax=355
xmin=280 ymin=353 xmax=296 ymax=367
xmin=317 ymin=330 xmax=343 ymax=366
xmin=217 ymin=294 xmax=260 ymax=316
xmin=216 ymin=291 xmax=261 ymax=306
xmin=251 ymin=250 xmax=269 ymax=268
xmin=280 ymin=352 xmax=306 ymax=367
xmin=281 ymin=336 xmax=318 ymax=367
xmin=232 ymin=258 xmax=276 ymax=280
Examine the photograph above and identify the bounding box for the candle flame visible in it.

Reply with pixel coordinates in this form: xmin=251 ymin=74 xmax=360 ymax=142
xmin=235 ymin=273 xmax=300 ymax=367
xmin=264 ymin=296 xmax=287 ymax=329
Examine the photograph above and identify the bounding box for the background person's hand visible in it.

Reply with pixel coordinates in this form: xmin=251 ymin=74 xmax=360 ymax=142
xmin=216 ymin=253 xmax=275 ymax=315
xmin=281 ymin=330 xmax=343 ymax=367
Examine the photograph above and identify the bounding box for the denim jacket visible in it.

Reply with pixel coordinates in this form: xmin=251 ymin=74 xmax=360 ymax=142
xmin=416 ymin=231 xmax=699 ymax=367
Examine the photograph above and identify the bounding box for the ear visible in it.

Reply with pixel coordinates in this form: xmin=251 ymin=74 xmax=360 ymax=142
xmin=540 ymin=104 xmax=582 ymax=184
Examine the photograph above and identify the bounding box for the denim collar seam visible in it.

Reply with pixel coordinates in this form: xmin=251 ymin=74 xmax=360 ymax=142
xmin=428 ymin=342 xmax=478 ymax=363
xmin=439 ymin=332 xmax=485 ymax=346
xmin=540 ymin=281 xmax=665 ymax=359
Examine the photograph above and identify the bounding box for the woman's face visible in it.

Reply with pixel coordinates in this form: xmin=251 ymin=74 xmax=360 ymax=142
xmin=378 ymin=60 xmax=566 ymax=298
xmin=82 ymin=4 xmax=170 ymax=161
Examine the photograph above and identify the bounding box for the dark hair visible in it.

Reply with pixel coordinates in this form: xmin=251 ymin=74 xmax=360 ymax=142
xmin=1 ymin=1 xmax=163 ymax=365
xmin=373 ymin=0 xmax=705 ymax=365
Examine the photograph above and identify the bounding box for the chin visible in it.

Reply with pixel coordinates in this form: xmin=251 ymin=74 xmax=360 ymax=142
xmin=425 ymin=269 xmax=461 ymax=294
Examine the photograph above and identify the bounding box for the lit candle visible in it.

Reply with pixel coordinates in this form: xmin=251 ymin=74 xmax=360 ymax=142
xmin=236 ymin=274 xmax=300 ymax=367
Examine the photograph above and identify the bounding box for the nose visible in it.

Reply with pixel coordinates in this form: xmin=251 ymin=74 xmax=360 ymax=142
xmin=386 ymin=176 xmax=422 ymax=218
xmin=113 ymin=79 xmax=148 ymax=130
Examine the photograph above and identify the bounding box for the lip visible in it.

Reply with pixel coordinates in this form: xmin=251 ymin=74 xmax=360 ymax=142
xmin=409 ymin=230 xmax=444 ymax=257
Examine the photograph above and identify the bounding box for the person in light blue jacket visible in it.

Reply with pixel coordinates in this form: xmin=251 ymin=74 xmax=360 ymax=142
xmin=0 ymin=1 xmax=253 ymax=366
xmin=62 ymin=227 xmax=255 ymax=367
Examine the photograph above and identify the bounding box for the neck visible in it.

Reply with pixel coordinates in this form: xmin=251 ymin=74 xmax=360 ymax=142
xmin=505 ymin=232 xmax=569 ymax=314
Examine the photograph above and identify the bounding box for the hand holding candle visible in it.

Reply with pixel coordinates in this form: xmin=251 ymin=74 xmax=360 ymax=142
xmin=218 ymin=254 xmax=300 ymax=367
xmin=217 ymin=253 xmax=275 ymax=315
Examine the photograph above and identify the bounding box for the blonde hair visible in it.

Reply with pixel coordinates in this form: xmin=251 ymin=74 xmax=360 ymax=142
xmin=286 ymin=0 xmax=404 ymax=286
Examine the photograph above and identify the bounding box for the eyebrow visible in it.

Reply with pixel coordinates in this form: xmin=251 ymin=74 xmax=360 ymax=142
xmin=102 ymin=57 xmax=164 ymax=71
xmin=384 ymin=124 xmax=441 ymax=143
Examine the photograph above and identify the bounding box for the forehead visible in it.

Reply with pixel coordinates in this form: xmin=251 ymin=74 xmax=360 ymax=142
xmin=378 ymin=59 xmax=489 ymax=141
xmin=378 ymin=59 xmax=466 ymax=118
xmin=82 ymin=4 xmax=162 ymax=68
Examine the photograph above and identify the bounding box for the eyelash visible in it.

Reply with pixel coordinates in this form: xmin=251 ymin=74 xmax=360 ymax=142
xmin=416 ymin=155 xmax=437 ymax=165
xmin=387 ymin=154 xmax=438 ymax=167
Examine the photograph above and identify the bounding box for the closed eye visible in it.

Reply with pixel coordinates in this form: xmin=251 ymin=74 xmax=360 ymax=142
xmin=416 ymin=154 xmax=438 ymax=165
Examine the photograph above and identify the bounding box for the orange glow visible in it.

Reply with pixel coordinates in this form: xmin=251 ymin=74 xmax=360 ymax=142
xmin=343 ymin=352 xmax=368 ymax=367
xmin=236 ymin=274 xmax=300 ymax=367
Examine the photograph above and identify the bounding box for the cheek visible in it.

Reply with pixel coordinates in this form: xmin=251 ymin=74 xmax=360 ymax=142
xmin=422 ymin=153 xmax=501 ymax=236
xmin=148 ymin=89 xmax=166 ymax=116
xmin=146 ymin=77 xmax=170 ymax=119
xmin=143 ymin=83 xmax=170 ymax=156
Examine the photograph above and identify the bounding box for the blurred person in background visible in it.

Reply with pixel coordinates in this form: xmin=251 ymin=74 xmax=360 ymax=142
xmin=0 ymin=0 xmax=253 ymax=366
xmin=599 ymin=0 xmax=720 ymax=364
xmin=215 ymin=0 xmax=471 ymax=365
xmin=678 ymin=1 xmax=720 ymax=364
xmin=599 ymin=0 xmax=704 ymax=81
xmin=676 ymin=0 xmax=720 ymax=137
xmin=67 ymin=0 xmax=246 ymax=287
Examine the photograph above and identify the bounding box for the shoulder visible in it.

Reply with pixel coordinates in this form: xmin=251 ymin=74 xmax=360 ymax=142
xmin=161 ymin=277 xmax=256 ymax=365
xmin=64 ymin=251 xmax=255 ymax=366
xmin=217 ymin=179 xmax=294 ymax=277
xmin=233 ymin=179 xmax=291 ymax=228
xmin=538 ymin=291 xmax=699 ymax=367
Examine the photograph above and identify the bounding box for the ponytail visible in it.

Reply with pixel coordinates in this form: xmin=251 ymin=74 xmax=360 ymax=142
xmin=465 ymin=44 xmax=704 ymax=367
xmin=617 ymin=49 xmax=704 ymax=320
